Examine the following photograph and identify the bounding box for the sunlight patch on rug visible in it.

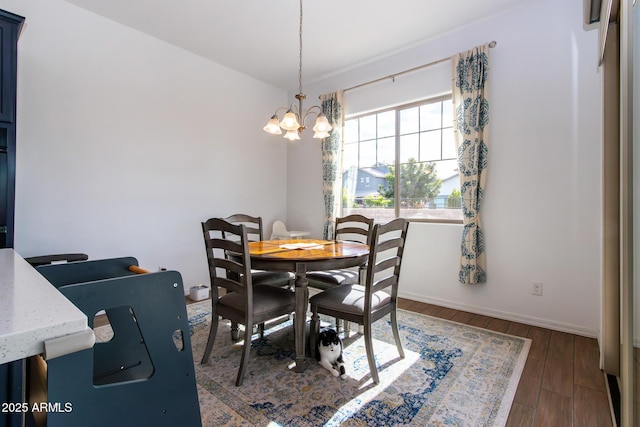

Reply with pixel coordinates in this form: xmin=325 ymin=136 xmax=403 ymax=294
xmin=324 ymin=339 xmax=422 ymax=425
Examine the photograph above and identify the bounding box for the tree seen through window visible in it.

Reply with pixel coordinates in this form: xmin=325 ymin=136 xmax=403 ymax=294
xmin=342 ymin=96 xmax=462 ymax=222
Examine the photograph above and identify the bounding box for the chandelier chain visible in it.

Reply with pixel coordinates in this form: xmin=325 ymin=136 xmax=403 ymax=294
xmin=298 ymin=0 xmax=303 ymax=95
xmin=262 ymin=0 xmax=331 ymax=140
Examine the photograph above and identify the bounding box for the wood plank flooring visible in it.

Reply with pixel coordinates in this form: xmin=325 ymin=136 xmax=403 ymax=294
xmin=397 ymin=298 xmax=614 ymax=427
xmin=635 ymin=348 xmax=640 ymax=427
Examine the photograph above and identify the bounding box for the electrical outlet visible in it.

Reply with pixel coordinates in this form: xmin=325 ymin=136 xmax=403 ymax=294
xmin=531 ymin=281 xmax=543 ymax=296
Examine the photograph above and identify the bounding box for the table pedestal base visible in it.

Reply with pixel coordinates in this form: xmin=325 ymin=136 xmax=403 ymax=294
xmin=293 ymin=263 xmax=309 ymax=373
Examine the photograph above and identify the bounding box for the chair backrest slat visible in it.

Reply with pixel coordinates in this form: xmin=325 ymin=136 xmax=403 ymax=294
xmin=211 ymin=257 xmax=244 ymax=276
xmin=372 ymin=275 xmax=397 ymax=293
xmin=209 ymin=237 xmax=243 ymax=253
xmin=364 ymin=218 xmax=409 ymax=308
xmin=212 ymin=276 xmax=246 ymax=295
xmin=224 ymin=214 xmax=264 ymax=242
xmin=334 ymin=214 xmax=374 ymax=245
xmin=373 ymin=256 xmax=399 ymax=274
xmin=202 ymin=218 xmax=252 ymax=297
xmin=375 ymin=236 xmax=405 ymax=254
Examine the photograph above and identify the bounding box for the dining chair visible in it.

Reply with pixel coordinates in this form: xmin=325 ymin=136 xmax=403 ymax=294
xmin=306 ymin=214 xmax=374 ymax=290
xmin=309 ymin=218 xmax=409 ymax=384
xmin=306 ymin=214 xmax=374 ymax=333
xmin=223 ymin=214 xmax=294 ymax=288
xmin=200 ymin=218 xmax=296 ymax=386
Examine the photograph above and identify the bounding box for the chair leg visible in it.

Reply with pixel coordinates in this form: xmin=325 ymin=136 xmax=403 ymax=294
xmin=309 ymin=305 xmax=320 ymax=359
xmin=363 ymin=322 xmax=379 ymax=384
xmin=390 ymin=309 xmax=405 ymax=359
xmin=343 ymin=320 xmax=351 ymax=337
xmin=201 ymin=314 xmax=220 ymax=364
xmin=335 ymin=319 xmax=352 ymax=336
xmin=235 ymin=322 xmax=253 ymax=386
xmin=230 ymin=322 xmax=240 ymax=341
xmin=258 ymin=322 xmax=265 ymax=339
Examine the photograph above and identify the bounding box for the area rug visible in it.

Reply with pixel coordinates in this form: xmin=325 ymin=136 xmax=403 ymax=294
xmin=175 ymin=300 xmax=530 ymax=427
xmin=94 ymin=300 xmax=529 ymax=426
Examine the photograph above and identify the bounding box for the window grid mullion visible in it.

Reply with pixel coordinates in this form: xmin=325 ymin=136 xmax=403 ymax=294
xmin=343 ymin=94 xmax=460 ymax=223
xmin=440 ymin=101 xmax=444 ymax=161
xmin=394 ymin=109 xmax=400 ymax=219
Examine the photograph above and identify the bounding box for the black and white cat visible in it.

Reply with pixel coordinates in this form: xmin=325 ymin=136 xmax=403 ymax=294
xmin=316 ymin=327 xmax=346 ymax=379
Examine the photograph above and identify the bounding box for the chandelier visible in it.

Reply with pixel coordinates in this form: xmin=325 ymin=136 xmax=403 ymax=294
xmin=263 ymin=0 xmax=332 ymax=141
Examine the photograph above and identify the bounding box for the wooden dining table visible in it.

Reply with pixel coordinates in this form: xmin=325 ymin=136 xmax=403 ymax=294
xmin=247 ymin=239 xmax=369 ymax=372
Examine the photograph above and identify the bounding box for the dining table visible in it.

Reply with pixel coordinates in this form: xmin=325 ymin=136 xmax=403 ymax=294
xmin=247 ymin=239 xmax=369 ymax=372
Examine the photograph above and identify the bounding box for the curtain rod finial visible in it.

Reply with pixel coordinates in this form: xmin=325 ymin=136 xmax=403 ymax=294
xmin=489 ymin=40 xmax=497 ymax=48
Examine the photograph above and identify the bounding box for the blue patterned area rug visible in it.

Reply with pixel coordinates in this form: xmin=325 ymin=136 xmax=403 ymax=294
xmin=184 ymin=300 xmax=530 ymax=427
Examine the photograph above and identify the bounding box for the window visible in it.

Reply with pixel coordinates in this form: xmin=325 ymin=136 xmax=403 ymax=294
xmin=341 ymin=96 xmax=462 ymax=222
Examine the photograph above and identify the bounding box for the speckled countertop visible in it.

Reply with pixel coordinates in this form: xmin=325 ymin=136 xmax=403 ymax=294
xmin=0 ymin=248 xmax=88 ymax=364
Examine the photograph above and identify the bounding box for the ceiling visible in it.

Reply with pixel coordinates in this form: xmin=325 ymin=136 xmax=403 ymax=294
xmin=64 ymin=0 xmax=539 ymax=91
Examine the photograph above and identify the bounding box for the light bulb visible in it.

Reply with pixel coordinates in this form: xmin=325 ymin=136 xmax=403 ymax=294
xmin=312 ymin=114 xmax=332 ymax=133
xmin=280 ymin=111 xmax=300 ymax=131
xmin=313 ymin=131 xmax=330 ymax=139
xmin=284 ymin=130 xmax=301 ymax=141
xmin=263 ymin=115 xmax=282 ymax=134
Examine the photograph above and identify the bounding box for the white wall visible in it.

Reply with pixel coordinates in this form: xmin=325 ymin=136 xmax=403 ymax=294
xmin=1 ymin=0 xmax=605 ymax=338
xmin=288 ymin=0 xmax=602 ymax=337
xmin=2 ymin=0 xmax=289 ymax=292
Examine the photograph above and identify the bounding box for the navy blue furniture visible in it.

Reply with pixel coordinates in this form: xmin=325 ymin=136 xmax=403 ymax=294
xmin=0 ymin=8 xmax=23 ymax=250
xmin=35 ymin=257 xmax=202 ymax=427
xmin=0 ymin=10 xmax=26 ymax=427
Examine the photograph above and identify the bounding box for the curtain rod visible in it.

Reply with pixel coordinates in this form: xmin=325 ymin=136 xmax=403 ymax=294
xmin=343 ymin=40 xmax=497 ymax=93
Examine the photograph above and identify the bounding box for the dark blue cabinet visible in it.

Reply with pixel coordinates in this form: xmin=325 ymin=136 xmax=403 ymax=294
xmin=0 ymin=10 xmax=26 ymax=427
xmin=0 ymin=9 xmax=23 ymax=249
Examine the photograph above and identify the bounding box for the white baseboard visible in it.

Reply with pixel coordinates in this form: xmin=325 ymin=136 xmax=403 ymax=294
xmin=399 ymin=291 xmax=597 ymax=338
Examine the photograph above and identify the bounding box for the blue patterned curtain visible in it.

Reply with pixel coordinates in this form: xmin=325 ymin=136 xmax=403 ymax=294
xmin=452 ymin=44 xmax=490 ymax=284
xmin=320 ymin=91 xmax=344 ymax=239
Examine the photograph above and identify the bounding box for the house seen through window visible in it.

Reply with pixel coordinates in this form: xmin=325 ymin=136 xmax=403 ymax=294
xmin=342 ymin=95 xmax=462 ymax=222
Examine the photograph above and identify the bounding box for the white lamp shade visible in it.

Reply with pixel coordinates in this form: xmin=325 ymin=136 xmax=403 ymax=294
xmin=263 ymin=116 xmax=282 ymax=134
xmin=312 ymin=114 xmax=332 ymax=132
xmin=280 ymin=111 xmax=300 ymax=131
xmin=313 ymin=131 xmax=330 ymax=139
xmin=284 ymin=130 xmax=300 ymax=141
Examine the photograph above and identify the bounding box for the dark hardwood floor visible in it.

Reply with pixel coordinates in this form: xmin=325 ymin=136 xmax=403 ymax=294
xmin=396 ymin=298 xmax=614 ymax=427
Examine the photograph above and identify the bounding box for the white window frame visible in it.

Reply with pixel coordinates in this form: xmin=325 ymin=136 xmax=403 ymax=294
xmin=342 ymin=94 xmax=462 ymax=224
